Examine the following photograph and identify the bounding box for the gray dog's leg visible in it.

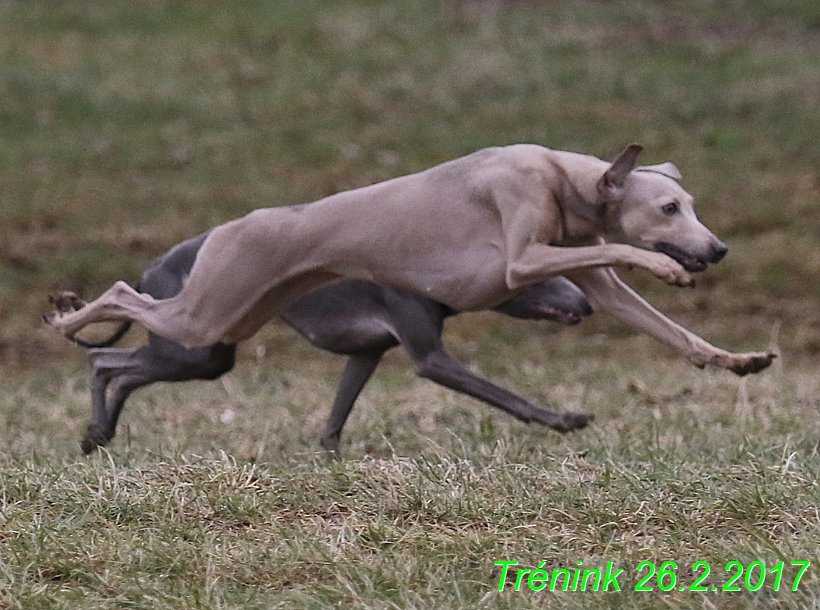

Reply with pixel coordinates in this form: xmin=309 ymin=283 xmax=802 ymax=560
xmin=319 ymin=352 xmax=383 ymax=455
xmin=311 ymin=286 xmax=592 ymax=455
xmin=83 ymin=341 xmax=236 ymax=454
xmin=84 ymin=348 xmax=143 ymax=453
xmin=380 ymin=289 xmax=592 ymax=429
xmin=408 ymin=350 xmax=591 ymax=431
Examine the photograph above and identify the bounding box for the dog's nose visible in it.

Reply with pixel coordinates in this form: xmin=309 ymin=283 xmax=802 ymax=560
xmin=711 ymin=243 xmax=729 ymax=263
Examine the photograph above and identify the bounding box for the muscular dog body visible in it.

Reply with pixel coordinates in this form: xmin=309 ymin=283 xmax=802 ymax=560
xmin=48 ymin=144 xmax=774 ymax=441
xmin=82 ymin=233 xmax=593 ymax=455
xmin=46 ymin=144 xmax=774 ymax=374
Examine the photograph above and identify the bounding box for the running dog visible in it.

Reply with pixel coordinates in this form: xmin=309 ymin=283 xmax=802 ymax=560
xmin=45 ymin=144 xmax=774 ymax=388
xmin=62 ymin=233 xmax=593 ymax=455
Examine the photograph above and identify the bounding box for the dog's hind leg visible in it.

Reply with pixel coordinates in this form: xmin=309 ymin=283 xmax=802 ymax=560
xmin=320 ymin=351 xmax=383 ymax=457
xmin=82 ymin=342 xmax=237 ymax=454
xmin=45 ymin=281 xmax=158 ymax=339
xmin=84 ymin=371 xmax=155 ymax=454
xmin=84 ymin=347 xmax=150 ymax=454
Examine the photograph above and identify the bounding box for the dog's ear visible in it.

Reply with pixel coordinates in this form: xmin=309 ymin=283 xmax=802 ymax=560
xmin=599 ymin=144 xmax=643 ymax=193
xmin=636 ymin=162 xmax=682 ymax=181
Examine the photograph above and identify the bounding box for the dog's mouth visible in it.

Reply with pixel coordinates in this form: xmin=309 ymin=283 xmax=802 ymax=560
xmin=530 ymin=306 xmax=586 ymax=326
xmin=654 ymin=242 xmax=708 ymax=273
xmin=493 ymin=291 xmax=593 ymax=325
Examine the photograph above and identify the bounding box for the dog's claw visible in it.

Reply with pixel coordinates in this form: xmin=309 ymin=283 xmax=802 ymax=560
xmin=42 ymin=310 xmax=69 ymax=335
xmin=678 ymin=274 xmax=695 ymax=288
xmin=663 ymin=269 xmax=693 ymax=288
xmin=42 ymin=311 xmax=59 ymax=327
xmin=319 ymin=433 xmax=342 ymax=459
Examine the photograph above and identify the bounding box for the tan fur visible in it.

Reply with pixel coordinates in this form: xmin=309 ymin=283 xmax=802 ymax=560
xmin=45 ymin=144 xmax=774 ymax=375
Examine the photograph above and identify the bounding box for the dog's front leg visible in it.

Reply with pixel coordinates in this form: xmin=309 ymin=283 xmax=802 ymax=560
xmin=506 ymin=243 xmax=695 ymax=290
xmin=321 ymin=352 xmax=384 ymax=457
xmin=568 ymin=268 xmax=775 ymax=376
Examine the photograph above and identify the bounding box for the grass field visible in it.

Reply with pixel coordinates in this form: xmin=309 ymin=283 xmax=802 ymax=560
xmin=2 ymin=0 xmax=820 ymax=608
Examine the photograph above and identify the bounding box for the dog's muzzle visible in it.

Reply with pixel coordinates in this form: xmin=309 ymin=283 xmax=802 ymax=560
xmin=654 ymin=242 xmax=727 ymax=272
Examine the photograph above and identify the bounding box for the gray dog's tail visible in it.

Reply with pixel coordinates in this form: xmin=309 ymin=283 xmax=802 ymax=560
xmin=69 ymin=321 xmax=133 ymax=349
xmin=67 ymin=280 xmax=139 ymax=349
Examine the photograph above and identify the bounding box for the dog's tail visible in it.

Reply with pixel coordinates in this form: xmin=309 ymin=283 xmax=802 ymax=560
xmin=67 ymin=280 xmax=139 ymax=349
xmin=69 ymin=321 xmax=133 ymax=349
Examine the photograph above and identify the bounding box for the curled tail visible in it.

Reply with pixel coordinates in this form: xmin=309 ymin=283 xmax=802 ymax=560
xmin=69 ymin=321 xmax=133 ymax=348
xmin=65 ymin=280 xmax=139 ymax=349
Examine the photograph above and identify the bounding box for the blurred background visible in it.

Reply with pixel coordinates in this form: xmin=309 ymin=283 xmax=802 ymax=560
xmin=1 ymin=0 xmax=819 ymax=368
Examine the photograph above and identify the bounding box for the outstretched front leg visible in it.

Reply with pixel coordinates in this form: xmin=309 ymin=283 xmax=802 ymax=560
xmin=320 ymin=351 xmax=384 ymax=457
xmin=568 ymin=268 xmax=775 ymax=375
xmin=411 ymin=349 xmax=594 ymax=430
xmin=44 ymin=281 xmax=157 ymax=339
xmin=506 ymin=242 xmax=695 ymax=290
xmin=381 ymin=289 xmax=594 ymax=431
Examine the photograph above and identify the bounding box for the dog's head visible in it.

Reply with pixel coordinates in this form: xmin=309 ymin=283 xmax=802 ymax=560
xmin=494 ymin=276 xmax=593 ymax=324
xmin=597 ymin=145 xmax=728 ymax=272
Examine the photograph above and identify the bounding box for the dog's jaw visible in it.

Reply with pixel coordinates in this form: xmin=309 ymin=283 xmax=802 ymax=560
xmin=523 ymin=305 xmax=587 ymax=325
xmin=653 ymin=242 xmax=709 ymax=273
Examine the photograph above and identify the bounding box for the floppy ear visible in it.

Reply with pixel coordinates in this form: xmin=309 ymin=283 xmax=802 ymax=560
xmin=636 ymin=162 xmax=682 ymax=181
xmin=597 ymin=144 xmax=643 ymax=200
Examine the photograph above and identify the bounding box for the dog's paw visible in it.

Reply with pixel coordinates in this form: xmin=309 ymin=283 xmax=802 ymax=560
xmin=319 ymin=433 xmax=342 ymax=459
xmin=80 ymin=423 xmax=112 ymax=455
xmin=727 ymin=352 xmax=777 ymax=376
xmin=556 ymin=411 xmax=595 ymax=432
xmin=647 ymin=251 xmax=694 ymax=287
xmin=42 ymin=310 xmax=61 ymax=328
xmin=42 ymin=309 xmax=75 ymax=337
xmin=531 ymin=409 xmax=594 ymax=432
xmin=49 ymin=291 xmax=86 ymax=312
xmin=44 ymin=292 xmax=86 ymax=336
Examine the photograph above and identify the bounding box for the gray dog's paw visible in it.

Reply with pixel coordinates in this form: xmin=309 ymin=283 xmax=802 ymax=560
xmin=730 ymin=352 xmax=777 ymax=377
xmin=80 ymin=424 xmax=112 ymax=455
xmin=535 ymin=410 xmax=594 ymax=432
xmin=559 ymin=411 xmax=595 ymax=432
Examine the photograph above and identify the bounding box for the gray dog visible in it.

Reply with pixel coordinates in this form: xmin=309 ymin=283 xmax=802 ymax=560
xmin=65 ymin=232 xmax=593 ymax=455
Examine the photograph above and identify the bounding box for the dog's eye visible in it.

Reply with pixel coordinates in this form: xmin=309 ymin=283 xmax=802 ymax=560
xmin=662 ymin=202 xmax=679 ymax=216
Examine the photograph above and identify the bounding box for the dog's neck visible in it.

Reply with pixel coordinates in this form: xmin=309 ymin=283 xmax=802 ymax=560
xmin=548 ymin=150 xmax=616 ymax=244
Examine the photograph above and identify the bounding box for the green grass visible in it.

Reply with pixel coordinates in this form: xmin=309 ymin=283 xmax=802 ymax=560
xmin=3 ymin=343 xmax=820 ymax=609
xmin=2 ymin=0 xmax=820 ymax=607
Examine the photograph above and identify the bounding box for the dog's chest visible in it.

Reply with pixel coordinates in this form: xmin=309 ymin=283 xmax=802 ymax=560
xmin=377 ymin=244 xmax=510 ymax=312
